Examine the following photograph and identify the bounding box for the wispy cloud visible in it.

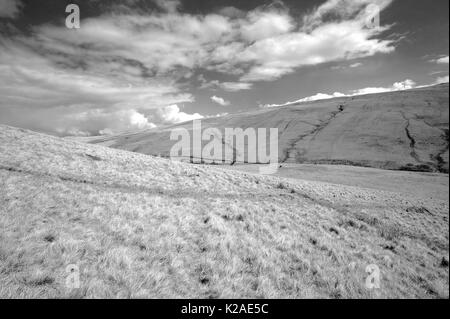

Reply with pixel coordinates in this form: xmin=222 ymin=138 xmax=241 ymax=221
xmin=152 ymin=0 xmax=181 ymax=13
xmin=199 ymin=76 xmax=253 ymax=92
xmin=220 ymin=82 xmax=253 ymax=92
xmin=0 ymin=0 xmax=22 ymax=18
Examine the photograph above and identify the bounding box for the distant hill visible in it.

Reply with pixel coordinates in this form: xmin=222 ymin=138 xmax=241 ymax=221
xmin=88 ymin=83 xmax=449 ymax=173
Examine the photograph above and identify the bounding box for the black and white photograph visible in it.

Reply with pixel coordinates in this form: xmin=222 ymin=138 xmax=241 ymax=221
xmin=0 ymin=0 xmax=448 ymax=303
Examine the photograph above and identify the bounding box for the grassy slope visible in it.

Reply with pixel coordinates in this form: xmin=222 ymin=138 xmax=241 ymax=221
xmin=87 ymin=84 xmax=449 ymax=173
xmin=218 ymin=163 xmax=450 ymax=202
xmin=0 ymin=125 xmax=448 ymax=298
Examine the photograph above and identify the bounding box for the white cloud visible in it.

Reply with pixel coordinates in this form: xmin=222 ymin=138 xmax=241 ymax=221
xmin=28 ymin=0 xmax=392 ymax=84
xmin=198 ymin=76 xmax=253 ymax=92
xmin=220 ymin=82 xmax=253 ymax=92
xmin=0 ymin=39 xmax=192 ymax=135
xmin=240 ymin=19 xmax=394 ymax=82
xmin=264 ymin=92 xmax=346 ymax=107
xmin=7 ymin=107 xmax=157 ymax=137
xmin=301 ymin=92 xmax=346 ymax=101
xmin=350 ymin=62 xmax=363 ymax=68
xmin=240 ymin=9 xmax=294 ymax=42
xmin=302 ymin=0 xmax=393 ymax=30
xmin=436 ymin=56 xmax=449 ymax=64
xmin=263 ymin=79 xmax=418 ymax=107
xmin=56 ymin=109 xmax=157 ymax=136
xmin=351 ymin=87 xmax=392 ymax=95
xmin=0 ymin=0 xmax=397 ymax=134
xmin=156 ymin=105 xmax=203 ymax=124
xmin=352 ymin=79 xmax=416 ymax=95
xmin=211 ymin=95 xmax=231 ymax=106
xmin=434 ymin=76 xmax=449 ymax=84
xmin=213 ymin=112 xmax=229 ymax=118
xmin=203 ymin=112 xmax=229 ymax=119
xmin=0 ymin=0 xmax=22 ymax=18
xmin=430 ymin=56 xmax=449 ymax=64
xmin=31 ymin=13 xmax=234 ymax=76
xmin=392 ymin=79 xmax=416 ymax=90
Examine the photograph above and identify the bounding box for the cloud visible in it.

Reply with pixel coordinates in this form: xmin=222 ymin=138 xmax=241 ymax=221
xmin=352 ymin=79 xmax=416 ymax=95
xmin=240 ymin=9 xmax=294 ymax=42
xmin=264 ymin=92 xmax=346 ymax=107
xmin=32 ymin=0 xmax=391 ymax=84
xmin=220 ymin=82 xmax=253 ymax=92
xmin=211 ymin=95 xmax=231 ymax=106
xmin=0 ymin=38 xmax=193 ymax=135
xmin=156 ymin=105 xmax=204 ymax=124
xmin=240 ymin=19 xmax=394 ymax=81
xmin=434 ymin=76 xmax=449 ymax=84
xmin=300 ymin=92 xmax=346 ymax=101
xmin=392 ymin=79 xmax=416 ymax=90
xmin=350 ymin=62 xmax=363 ymax=68
xmin=429 ymin=55 xmax=449 ymax=64
xmin=302 ymin=0 xmax=393 ymax=28
xmin=152 ymin=0 xmax=181 ymax=13
xmin=332 ymin=62 xmax=363 ymax=70
xmin=436 ymin=56 xmax=449 ymax=64
xmin=218 ymin=6 xmax=246 ymax=19
xmin=429 ymin=70 xmax=447 ymax=76
xmin=2 ymin=105 xmax=157 ymax=136
xmin=198 ymin=76 xmax=253 ymax=92
xmin=57 ymin=109 xmax=157 ymax=136
xmin=0 ymin=0 xmax=397 ymax=134
xmin=0 ymin=0 xmax=22 ymax=18
xmin=212 ymin=112 xmax=229 ymax=118
xmin=263 ymin=79 xmax=418 ymax=107
xmin=237 ymin=0 xmax=394 ymax=81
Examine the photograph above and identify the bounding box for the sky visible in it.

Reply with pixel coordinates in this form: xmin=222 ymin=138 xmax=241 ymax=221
xmin=0 ymin=0 xmax=448 ymax=136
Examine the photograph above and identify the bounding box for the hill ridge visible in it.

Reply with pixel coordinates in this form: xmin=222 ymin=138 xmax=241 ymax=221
xmin=86 ymin=84 xmax=449 ymax=173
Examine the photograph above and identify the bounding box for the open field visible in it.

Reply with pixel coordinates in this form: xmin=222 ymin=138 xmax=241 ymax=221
xmin=1 ymin=125 xmax=448 ymax=298
xmin=86 ymin=84 xmax=449 ymax=173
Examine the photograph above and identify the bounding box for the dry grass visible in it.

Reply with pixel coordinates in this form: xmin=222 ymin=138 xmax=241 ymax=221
xmin=0 ymin=125 xmax=448 ymax=298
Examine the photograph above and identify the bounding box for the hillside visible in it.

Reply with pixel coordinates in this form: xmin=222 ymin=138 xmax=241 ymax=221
xmin=88 ymin=84 xmax=449 ymax=173
xmin=0 ymin=125 xmax=448 ymax=298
